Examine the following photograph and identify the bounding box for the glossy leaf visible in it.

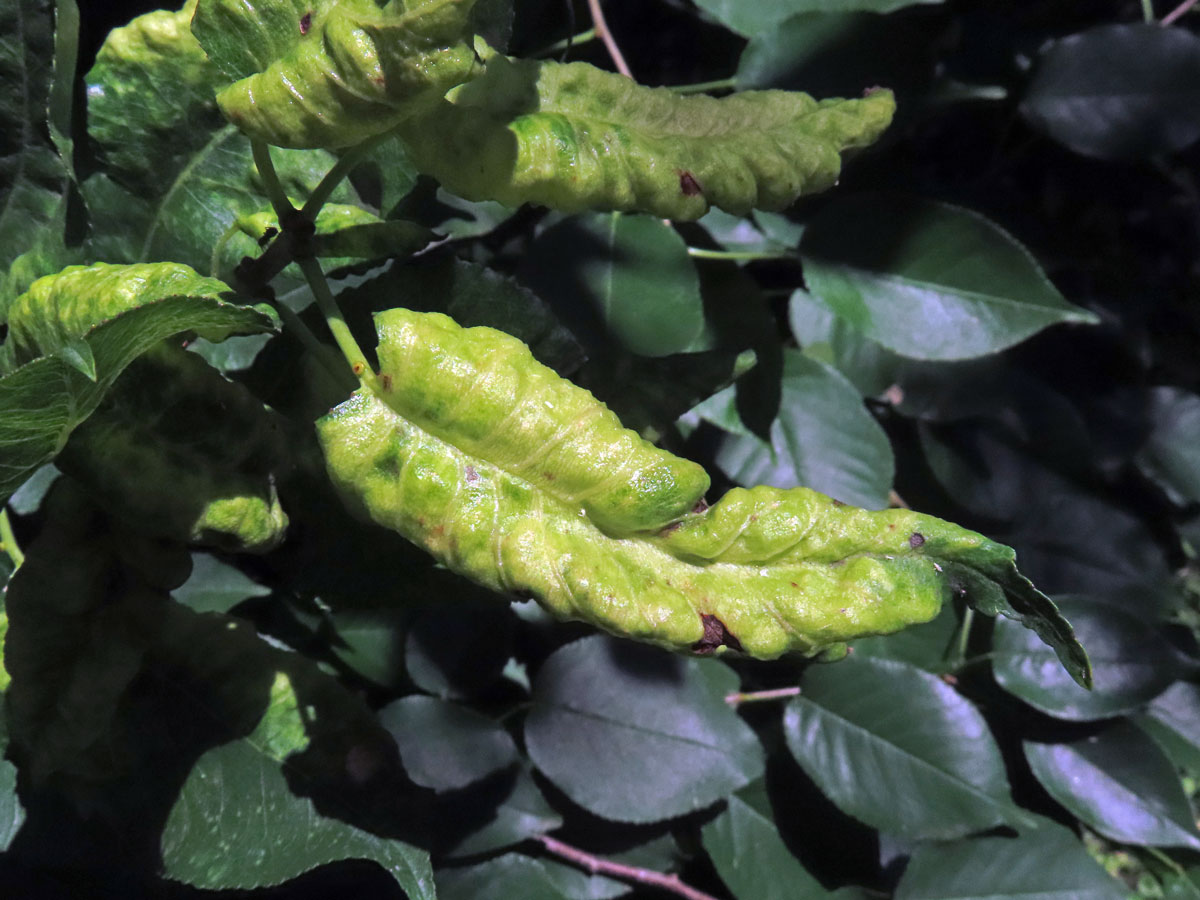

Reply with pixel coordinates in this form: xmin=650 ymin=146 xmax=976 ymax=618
xmin=398 ymin=54 xmax=895 ymax=219
xmin=1025 ymin=722 xmax=1200 ymax=850
xmin=895 ymin=820 xmax=1127 ymax=900
xmin=162 ymin=673 xmax=436 ymax=897
xmin=523 ymin=636 xmax=762 ymax=822
xmin=194 ymin=0 xmax=479 ymax=149
xmin=1021 ymin=24 xmax=1200 ymax=161
xmin=993 ymin=596 xmax=1181 ymax=721
xmin=380 ymin=695 xmax=518 ymax=792
xmin=518 ymin=212 xmax=708 ymax=357
xmin=784 ymin=656 xmax=1034 ymax=838
xmin=171 ymin=553 xmax=272 ymax=614
xmin=443 ymin=764 xmax=563 ymax=859
xmin=1137 ymin=387 xmax=1200 ymax=505
xmin=800 ymin=194 xmax=1097 ymax=360
xmin=1140 ymin=683 xmax=1200 ymax=771
xmin=694 ymin=0 xmax=941 ymax=38
xmin=318 ymin=308 xmax=1086 ymax=667
xmin=0 ymin=263 xmax=277 ymax=503
xmin=701 ymin=794 xmax=829 ymax=899
xmin=694 ymin=349 xmax=895 ymax=509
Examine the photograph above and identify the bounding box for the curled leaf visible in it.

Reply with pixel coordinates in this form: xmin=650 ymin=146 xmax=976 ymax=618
xmin=57 ymin=346 xmax=289 ymax=553
xmin=0 ymin=262 xmax=238 ymax=372
xmin=396 ymin=54 xmax=895 ymax=219
xmin=195 ymin=0 xmax=480 ymax=149
xmin=318 ymin=309 xmax=1089 ymax=680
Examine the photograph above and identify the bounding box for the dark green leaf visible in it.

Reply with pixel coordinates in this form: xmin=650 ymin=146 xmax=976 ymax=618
xmin=694 ymin=349 xmax=894 ymax=509
xmin=0 ymin=0 xmax=68 ymax=279
xmin=444 ymin=764 xmax=563 ymax=859
xmin=701 ymin=794 xmax=829 ymax=899
xmin=894 ymin=820 xmax=1127 ymax=900
xmin=520 ymin=212 xmax=708 ymax=357
xmin=1139 ymin=683 xmax=1200 ymax=772
xmin=162 ymin=674 xmax=435 ymax=897
xmin=799 ymin=194 xmax=1097 ymax=360
xmin=0 ymin=648 xmax=21 ymax=848
xmin=993 ymin=596 xmax=1182 ymax=721
xmin=404 ymin=601 xmax=517 ymax=700
xmin=380 ymin=695 xmax=518 ymax=793
xmin=187 ymin=333 xmax=273 ymax=373
xmin=340 ymin=256 xmax=585 ymax=375
xmin=55 ymin=338 xmax=95 ymax=381
xmin=171 ymin=553 xmax=271 ymax=614
xmin=1025 ymin=721 xmax=1200 ymax=850
xmin=524 ymin=636 xmax=763 ymax=823
xmin=784 ymin=655 xmax=1034 ymax=838
xmin=789 ymin=287 xmax=903 ymax=398
xmin=0 ymin=266 xmax=277 ymax=503
xmin=437 ymin=853 xmax=626 ymax=900
xmin=1021 ymin=24 xmax=1200 ymax=161
xmin=736 ymin=12 xmax=934 ymax=102
xmin=1137 ymin=387 xmax=1200 ymax=505
xmin=695 ymin=0 xmax=941 ymax=38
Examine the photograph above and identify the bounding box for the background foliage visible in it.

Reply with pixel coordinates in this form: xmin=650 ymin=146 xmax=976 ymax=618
xmin=2 ymin=0 xmax=1200 ymax=898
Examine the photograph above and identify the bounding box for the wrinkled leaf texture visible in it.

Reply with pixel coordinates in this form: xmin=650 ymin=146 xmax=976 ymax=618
xmin=319 ymin=307 xmax=1088 ymax=680
xmin=397 ymin=53 xmax=895 ymax=220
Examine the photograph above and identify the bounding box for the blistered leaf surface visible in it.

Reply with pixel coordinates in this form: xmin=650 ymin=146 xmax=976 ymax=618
xmin=194 ymin=0 xmax=480 ymax=148
xmin=398 ymin=55 xmax=895 ymax=219
xmin=319 ymin=308 xmax=1087 ymax=672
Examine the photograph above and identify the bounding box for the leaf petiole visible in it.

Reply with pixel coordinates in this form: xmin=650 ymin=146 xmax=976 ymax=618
xmin=297 ymin=256 xmax=378 ymax=392
xmin=686 ymin=247 xmax=795 ymax=262
xmin=300 ymin=133 xmax=388 ymax=222
xmin=1 ymin=507 xmax=25 ymax=570
xmin=251 ymin=139 xmax=296 ymax=220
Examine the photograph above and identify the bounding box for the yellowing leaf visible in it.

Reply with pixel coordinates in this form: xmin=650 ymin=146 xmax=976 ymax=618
xmin=397 ymin=55 xmax=895 ymax=219
xmin=318 ymin=308 xmax=1089 ymax=681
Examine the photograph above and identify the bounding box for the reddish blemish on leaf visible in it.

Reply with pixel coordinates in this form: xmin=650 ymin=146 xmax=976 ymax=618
xmin=300 ymin=12 xmax=312 ymax=34
xmin=380 ymin=373 xmax=393 ymax=391
xmin=909 ymin=532 xmax=926 ymax=548
xmin=693 ymin=614 xmax=742 ymax=654
xmin=465 ymin=465 xmax=479 ymax=483
xmin=679 ymin=171 xmax=702 ymax=196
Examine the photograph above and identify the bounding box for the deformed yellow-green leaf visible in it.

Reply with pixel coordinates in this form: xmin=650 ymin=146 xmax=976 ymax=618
xmin=197 ymin=0 xmax=480 ymax=148
xmin=318 ymin=308 xmax=1090 ymax=685
xmin=396 ymin=55 xmax=896 ymax=220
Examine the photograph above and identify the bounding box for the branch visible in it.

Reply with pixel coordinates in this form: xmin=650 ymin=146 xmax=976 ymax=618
xmin=586 ymin=0 xmax=632 ymax=78
xmin=1162 ymin=0 xmax=1199 ymax=24
xmin=536 ymin=835 xmax=722 ymax=900
xmin=725 ymin=686 xmax=801 ymax=706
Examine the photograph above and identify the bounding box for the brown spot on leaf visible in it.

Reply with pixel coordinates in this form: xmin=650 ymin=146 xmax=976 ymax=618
xmin=543 ymin=471 xmax=556 ymax=481
xmin=465 ymin=465 xmax=479 ymax=483
xmin=909 ymin=532 xmax=926 ymax=548
xmin=679 ymin=171 xmax=702 ymax=196
xmin=300 ymin=12 xmax=312 ymax=34
xmin=692 ymin=498 xmax=710 ymax=514
xmin=693 ymin=614 xmax=742 ymax=654
xmin=380 ymin=373 xmax=393 ymax=391
xmin=832 ymin=498 xmax=846 ymax=507
xmin=790 ymin=582 xmax=799 ymax=588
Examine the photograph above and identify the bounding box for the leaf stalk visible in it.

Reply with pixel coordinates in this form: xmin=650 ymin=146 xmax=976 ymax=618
xmin=1 ymin=508 xmax=25 ymax=570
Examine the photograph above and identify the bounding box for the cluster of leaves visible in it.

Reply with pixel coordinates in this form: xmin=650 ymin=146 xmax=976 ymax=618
xmin=0 ymin=0 xmax=1199 ymax=899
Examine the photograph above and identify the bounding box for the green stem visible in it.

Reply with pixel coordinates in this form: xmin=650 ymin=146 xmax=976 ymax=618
xmin=300 ymin=133 xmax=387 ymax=222
xmin=1162 ymin=0 xmax=1199 ymax=24
xmin=252 ymin=140 xmax=296 ymax=220
xmin=210 ymin=221 xmax=243 ymax=279
xmin=297 ymin=256 xmax=377 ymax=392
xmin=1141 ymin=0 xmax=1156 ymax=21
xmin=951 ymin=607 xmax=976 ymax=667
xmin=1 ymin=508 xmax=25 ymax=570
xmin=672 ymin=76 xmax=737 ymax=95
xmin=275 ymin=299 xmax=359 ymax=395
xmin=534 ymin=27 xmax=597 ymax=57
xmin=687 ymin=247 xmax=793 ymax=262
xmin=1146 ymin=846 xmax=1186 ymax=879
xmin=725 ymin=686 xmax=801 ymax=706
